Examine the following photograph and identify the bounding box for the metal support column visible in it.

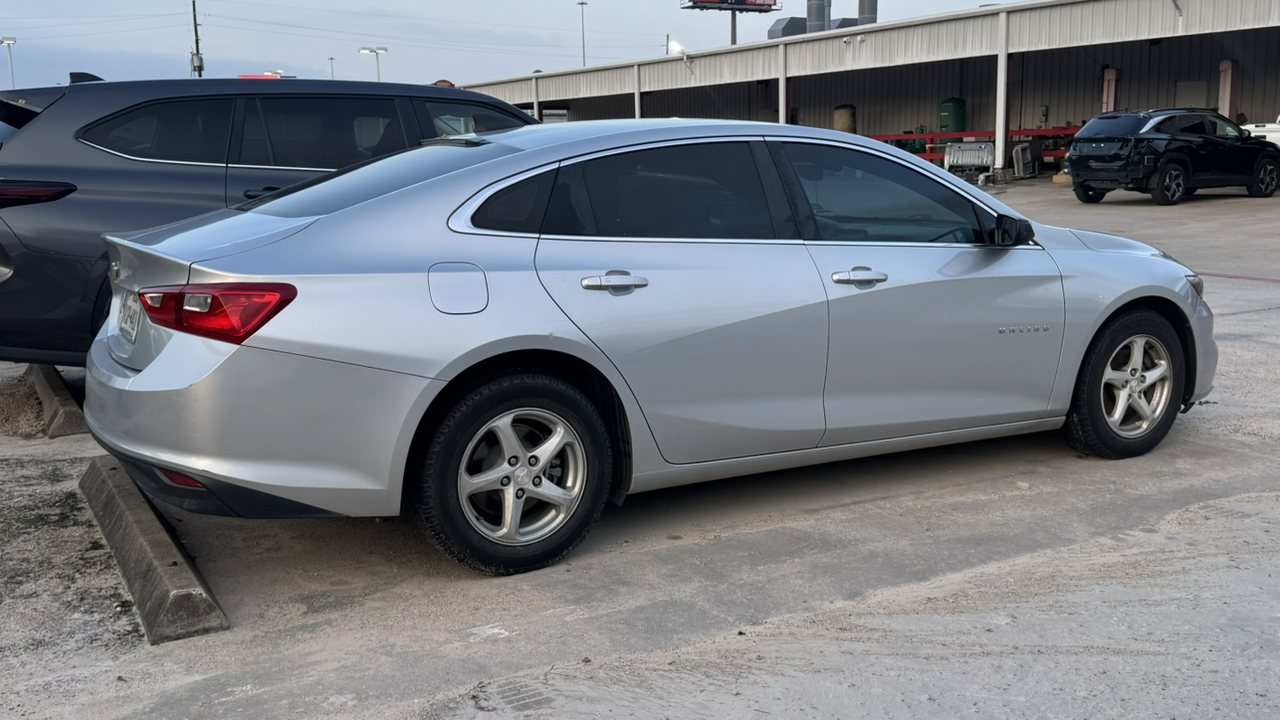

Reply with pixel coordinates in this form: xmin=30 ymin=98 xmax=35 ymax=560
xmin=634 ymin=64 xmax=642 ymax=118
xmin=994 ymin=11 xmax=1009 ymax=170
xmin=532 ymin=75 xmax=541 ymax=122
xmin=777 ymin=43 xmax=788 ymax=124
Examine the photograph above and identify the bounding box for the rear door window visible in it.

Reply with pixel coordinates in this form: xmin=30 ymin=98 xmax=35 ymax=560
xmin=543 ymin=142 xmax=775 ymax=239
xmin=81 ymin=98 xmax=233 ymax=164
xmin=472 ymin=170 xmax=556 ymax=234
xmin=421 ymin=101 xmax=527 ymax=138
xmin=239 ymin=96 xmax=406 ymax=170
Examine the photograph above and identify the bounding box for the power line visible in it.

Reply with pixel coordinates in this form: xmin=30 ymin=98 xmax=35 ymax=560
xmin=5 ymin=13 xmax=185 ymax=32
xmin=22 ymin=21 xmax=190 ymax=42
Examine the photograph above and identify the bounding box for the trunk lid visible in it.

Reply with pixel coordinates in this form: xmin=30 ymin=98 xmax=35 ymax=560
xmin=103 ymin=210 xmax=318 ymax=370
xmin=1070 ymin=136 xmax=1135 ymax=165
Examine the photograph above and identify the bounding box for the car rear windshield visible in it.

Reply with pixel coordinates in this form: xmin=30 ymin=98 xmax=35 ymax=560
xmin=1077 ymin=115 xmax=1149 ymax=138
xmin=241 ymin=139 xmax=519 ymax=218
xmin=0 ymin=100 xmax=39 ymax=145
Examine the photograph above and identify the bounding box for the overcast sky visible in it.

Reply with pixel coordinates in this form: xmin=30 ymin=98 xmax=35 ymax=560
xmin=2 ymin=0 xmax=994 ymax=89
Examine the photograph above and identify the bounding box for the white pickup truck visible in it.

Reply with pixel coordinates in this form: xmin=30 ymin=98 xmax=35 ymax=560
xmin=1245 ymin=115 xmax=1280 ymax=143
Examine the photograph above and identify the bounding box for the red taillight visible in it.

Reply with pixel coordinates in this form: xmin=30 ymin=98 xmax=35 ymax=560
xmin=160 ymin=470 xmax=204 ymax=489
xmin=0 ymin=180 xmax=77 ymax=208
xmin=138 ymin=283 xmax=296 ymax=344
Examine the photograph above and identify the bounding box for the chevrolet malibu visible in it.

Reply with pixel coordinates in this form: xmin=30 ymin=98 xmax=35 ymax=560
xmin=86 ymin=119 xmax=1217 ymax=575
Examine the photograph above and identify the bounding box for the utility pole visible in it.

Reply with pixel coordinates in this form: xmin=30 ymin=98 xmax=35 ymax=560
xmin=577 ymin=1 xmax=588 ymax=67
xmin=328 ymin=56 xmax=335 ymax=79
xmin=731 ymin=10 xmax=738 ymax=46
xmin=191 ymin=0 xmax=204 ymax=77
xmin=665 ymin=33 xmax=670 ymax=55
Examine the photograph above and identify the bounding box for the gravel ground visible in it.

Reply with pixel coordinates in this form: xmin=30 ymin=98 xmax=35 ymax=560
xmin=426 ymin=493 xmax=1280 ymax=719
xmin=0 ymin=366 xmax=44 ymax=438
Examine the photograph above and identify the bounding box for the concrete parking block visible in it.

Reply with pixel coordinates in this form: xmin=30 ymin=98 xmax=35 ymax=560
xmin=24 ymin=364 xmax=87 ymax=438
xmin=79 ymin=456 xmax=229 ymax=645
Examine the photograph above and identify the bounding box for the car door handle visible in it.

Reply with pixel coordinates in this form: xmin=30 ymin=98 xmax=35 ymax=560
xmin=832 ymin=268 xmax=889 ymax=285
xmin=581 ymin=274 xmax=649 ymax=291
xmin=243 ymin=186 xmax=281 ymax=200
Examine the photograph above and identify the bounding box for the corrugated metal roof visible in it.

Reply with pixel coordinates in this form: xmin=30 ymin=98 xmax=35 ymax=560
xmin=466 ymin=0 xmax=1280 ymax=105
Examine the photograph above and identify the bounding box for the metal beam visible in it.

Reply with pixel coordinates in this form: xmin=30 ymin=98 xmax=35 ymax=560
xmin=777 ymin=43 xmax=787 ymax=124
xmin=994 ymin=11 xmax=1009 ymax=170
xmin=634 ymin=64 xmax=642 ymax=118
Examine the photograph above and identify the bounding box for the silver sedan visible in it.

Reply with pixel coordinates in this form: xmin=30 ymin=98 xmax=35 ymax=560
xmin=85 ymin=119 xmax=1216 ymax=574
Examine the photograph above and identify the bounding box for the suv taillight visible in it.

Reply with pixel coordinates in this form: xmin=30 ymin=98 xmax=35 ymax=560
xmin=0 ymin=181 xmax=77 ymax=208
xmin=138 ymin=283 xmax=296 ymax=344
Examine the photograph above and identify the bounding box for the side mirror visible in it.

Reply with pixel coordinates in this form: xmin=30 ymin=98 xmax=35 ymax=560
xmin=1242 ymin=128 xmax=1252 ymax=139
xmin=994 ymin=215 xmax=1035 ymax=247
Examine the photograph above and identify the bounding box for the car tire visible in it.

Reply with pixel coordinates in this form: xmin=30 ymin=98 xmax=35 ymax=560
xmin=1152 ymin=164 xmax=1187 ymax=205
xmin=1065 ymin=308 xmax=1185 ymax=459
xmin=1073 ymin=185 xmax=1107 ymax=204
xmin=413 ymin=373 xmax=612 ymax=575
xmin=1247 ymin=158 xmax=1279 ymax=198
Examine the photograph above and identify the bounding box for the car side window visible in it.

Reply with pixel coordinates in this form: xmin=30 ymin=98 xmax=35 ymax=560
xmin=81 ymin=98 xmax=233 ymax=164
xmin=543 ymin=143 xmax=774 ymax=240
xmin=471 ymin=170 xmax=557 ymax=234
xmin=1206 ymin=116 xmax=1241 ymax=139
xmin=422 ymin=101 xmax=526 ymax=138
xmin=1178 ymin=116 xmax=1210 ymax=136
xmin=239 ymin=96 xmax=406 ymax=170
xmin=779 ymin=143 xmax=984 ymax=244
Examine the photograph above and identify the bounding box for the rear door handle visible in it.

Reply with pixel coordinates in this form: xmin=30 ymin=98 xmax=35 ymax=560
xmin=832 ymin=267 xmax=889 ymax=286
xmin=243 ymin=186 xmax=281 ymax=200
xmin=581 ymin=274 xmax=649 ymax=291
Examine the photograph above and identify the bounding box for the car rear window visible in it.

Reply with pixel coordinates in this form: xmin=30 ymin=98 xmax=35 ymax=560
xmin=242 ymin=139 xmax=519 ymax=218
xmin=0 ymin=100 xmax=39 ymax=145
xmin=81 ymin=98 xmax=233 ymax=164
xmin=1077 ymin=115 xmax=1149 ymax=138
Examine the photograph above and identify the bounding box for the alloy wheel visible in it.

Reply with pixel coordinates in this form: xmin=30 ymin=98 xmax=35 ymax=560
xmin=1260 ymin=163 xmax=1279 ymax=195
xmin=1100 ymin=334 xmax=1173 ymax=439
xmin=1162 ymin=167 xmax=1185 ymax=202
xmin=457 ymin=408 xmax=586 ymax=546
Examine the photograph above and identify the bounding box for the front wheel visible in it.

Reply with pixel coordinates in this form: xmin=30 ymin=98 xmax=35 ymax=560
xmin=1073 ymin=185 xmax=1107 ymax=204
xmin=413 ymin=373 xmax=612 ymax=575
xmin=1247 ymin=158 xmax=1279 ymax=198
xmin=1066 ymin=309 xmax=1185 ymax=459
xmin=1152 ymin=164 xmax=1187 ymax=205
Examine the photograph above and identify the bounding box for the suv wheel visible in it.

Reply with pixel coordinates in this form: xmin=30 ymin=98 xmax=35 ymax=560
xmin=1073 ymin=185 xmax=1108 ymax=204
xmin=1153 ymin=164 xmax=1187 ymax=205
xmin=1247 ymin=158 xmax=1279 ymax=198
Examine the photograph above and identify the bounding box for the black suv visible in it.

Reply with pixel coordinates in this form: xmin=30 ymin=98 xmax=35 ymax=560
xmin=0 ymin=78 xmax=534 ymax=365
xmin=1068 ymin=108 xmax=1280 ymax=206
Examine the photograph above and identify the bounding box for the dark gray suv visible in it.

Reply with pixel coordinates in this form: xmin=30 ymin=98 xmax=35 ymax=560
xmin=0 ymin=78 xmax=533 ymax=365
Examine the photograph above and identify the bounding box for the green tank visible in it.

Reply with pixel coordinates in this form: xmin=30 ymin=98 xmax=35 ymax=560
xmin=940 ymin=98 xmax=967 ymax=134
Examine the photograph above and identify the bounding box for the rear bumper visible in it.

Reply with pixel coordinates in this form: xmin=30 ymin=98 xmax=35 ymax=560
xmin=84 ymin=332 xmax=442 ymax=518
xmin=1068 ymin=161 xmax=1154 ymax=190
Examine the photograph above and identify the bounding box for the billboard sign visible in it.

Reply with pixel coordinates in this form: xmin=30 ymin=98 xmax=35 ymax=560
xmin=682 ymin=0 xmax=780 ymax=12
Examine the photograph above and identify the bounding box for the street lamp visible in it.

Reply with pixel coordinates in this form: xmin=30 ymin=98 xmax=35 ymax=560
xmin=576 ymin=2 xmax=587 ymax=67
xmin=358 ymin=46 xmax=387 ymax=82
xmin=1 ymin=38 xmax=15 ymax=90
xmin=328 ymin=56 xmax=335 ymax=79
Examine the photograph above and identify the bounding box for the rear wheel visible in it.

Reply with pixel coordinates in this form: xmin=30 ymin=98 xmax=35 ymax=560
xmin=1247 ymin=158 xmax=1279 ymax=198
xmin=1073 ymin=185 xmax=1108 ymax=204
xmin=1066 ymin=309 xmax=1185 ymax=459
xmin=1153 ymin=164 xmax=1187 ymax=205
xmin=413 ymin=373 xmax=612 ymax=575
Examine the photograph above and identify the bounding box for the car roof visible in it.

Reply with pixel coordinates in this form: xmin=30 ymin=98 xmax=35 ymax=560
xmin=30 ymin=77 xmax=506 ymax=102
xmin=480 ymin=117 xmax=880 ymax=153
xmin=1096 ymin=108 xmax=1225 ymax=119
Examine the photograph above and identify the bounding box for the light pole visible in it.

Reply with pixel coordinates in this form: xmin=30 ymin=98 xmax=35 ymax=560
xmin=1 ymin=38 xmax=15 ymax=90
xmin=328 ymin=56 xmax=335 ymax=79
xmin=577 ymin=1 xmax=587 ymax=67
xmin=358 ymin=46 xmax=387 ymax=81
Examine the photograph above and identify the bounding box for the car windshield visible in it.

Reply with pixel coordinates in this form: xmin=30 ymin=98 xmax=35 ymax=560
xmin=241 ymin=139 xmax=519 ymax=218
xmin=1077 ymin=115 xmax=1149 ymax=138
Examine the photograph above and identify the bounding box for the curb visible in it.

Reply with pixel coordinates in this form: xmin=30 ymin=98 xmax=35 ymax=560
xmin=24 ymin=364 xmax=88 ymax=438
xmin=79 ymin=456 xmax=230 ymax=644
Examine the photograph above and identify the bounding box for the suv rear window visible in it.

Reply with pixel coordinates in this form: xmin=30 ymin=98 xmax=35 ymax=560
xmin=81 ymin=98 xmax=233 ymax=164
xmin=0 ymin=100 xmax=39 ymax=145
xmin=1077 ymin=115 xmax=1149 ymax=138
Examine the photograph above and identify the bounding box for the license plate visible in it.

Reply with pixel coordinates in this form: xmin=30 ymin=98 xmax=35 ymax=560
xmin=118 ymin=292 xmax=142 ymax=344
